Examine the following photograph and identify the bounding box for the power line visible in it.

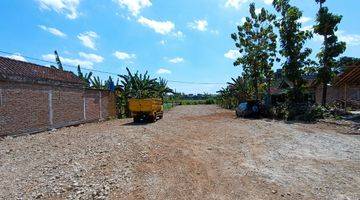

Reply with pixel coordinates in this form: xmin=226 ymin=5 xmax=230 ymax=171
xmin=0 ymin=49 xmax=227 ymax=85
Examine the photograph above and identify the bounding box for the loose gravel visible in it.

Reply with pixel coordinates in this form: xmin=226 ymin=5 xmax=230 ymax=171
xmin=0 ymin=105 xmax=359 ymax=199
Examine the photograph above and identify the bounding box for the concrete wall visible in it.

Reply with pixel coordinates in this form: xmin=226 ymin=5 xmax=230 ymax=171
xmin=0 ymin=81 xmax=116 ymax=137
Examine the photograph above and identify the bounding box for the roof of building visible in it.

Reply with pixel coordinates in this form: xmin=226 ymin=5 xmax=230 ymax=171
xmin=335 ymin=65 xmax=360 ymax=86
xmin=0 ymin=56 xmax=83 ymax=86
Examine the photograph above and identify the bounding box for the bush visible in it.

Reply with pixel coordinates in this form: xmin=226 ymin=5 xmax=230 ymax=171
xmin=270 ymin=104 xmax=290 ymax=120
xmin=296 ymin=105 xmax=325 ymax=122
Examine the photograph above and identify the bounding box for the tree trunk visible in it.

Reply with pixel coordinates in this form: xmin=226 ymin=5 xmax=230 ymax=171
xmin=321 ymin=33 xmax=329 ymax=107
xmin=321 ymin=83 xmax=327 ymax=106
xmin=254 ymin=78 xmax=259 ymax=101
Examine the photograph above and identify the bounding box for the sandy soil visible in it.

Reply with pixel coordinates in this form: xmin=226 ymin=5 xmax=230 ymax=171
xmin=0 ymin=105 xmax=359 ymax=200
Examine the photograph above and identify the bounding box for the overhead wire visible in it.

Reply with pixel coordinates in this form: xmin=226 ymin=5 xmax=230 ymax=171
xmin=0 ymin=49 xmax=227 ymax=85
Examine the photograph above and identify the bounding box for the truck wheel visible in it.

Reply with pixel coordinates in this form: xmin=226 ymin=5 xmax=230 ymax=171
xmin=147 ymin=115 xmax=156 ymax=123
xmin=133 ymin=116 xmax=141 ymax=123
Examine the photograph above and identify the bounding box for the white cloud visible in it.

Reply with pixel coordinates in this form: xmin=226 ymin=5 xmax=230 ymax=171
xmin=38 ymin=25 xmax=66 ymax=37
xmin=225 ymin=0 xmax=248 ymax=9
xmin=255 ymin=8 xmax=262 ymax=15
xmin=312 ymin=30 xmax=360 ymax=46
xmin=77 ymin=31 xmax=99 ymax=50
xmin=298 ymin=16 xmax=312 ymax=24
xmin=301 ymin=25 xmax=314 ymax=32
xmin=263 ymin=0 xmax=273 ymax=5
xmin=113 ymin=51 xmax=136 ymax=60
xmin=337 ymin=31 xmax=360 ymax=46
xmin=160 ymin=40 xmax=167 ymax=45
xmin=225 ymin=0 xmax=272 ymax=9
xmin=7 ymin=53 xmax=27 ymax=62
xmin=42 ymin=54 xmax=94 ymax=69
xmin=115 ymin=0 xmax=152 ymax=16
xmin=169 ymin=57 xmax=184 ymax=64
xmin=157 ymin=68 xmax=171 ymax=74
xmin=78 ymin=52 xmax=104 ymax=63
xmin=224 ymin=50 xmax=241 ymax=60
xmin=173 ymin=31 xmax=185 ymax=38
xmin=37 ymin=0 xmax=80 ymax=19
xmin=137 ymin=16 xmax=175 ymax=35
xmin=188 ymin=20 xmax=208 ymax=32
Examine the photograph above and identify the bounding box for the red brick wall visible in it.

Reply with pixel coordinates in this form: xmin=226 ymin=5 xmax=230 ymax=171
xmin=0 ymin=81 xmax=116 ymax=136
xmin=84 ymin=90 xmax=101 ymax=121
xmin=0 ymin=82 xmax=50 ymax=136
xmin=315 ymin=85 xmax=360 ymax=105
xmin=52 ymin=88 xmax=84 ymax=128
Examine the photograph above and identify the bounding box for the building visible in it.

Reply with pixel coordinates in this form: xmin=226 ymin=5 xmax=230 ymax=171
xmin=0 ymin=56 xmax=116 ymax=137
xmin=314 ymin=65 xmax=360 ymax=109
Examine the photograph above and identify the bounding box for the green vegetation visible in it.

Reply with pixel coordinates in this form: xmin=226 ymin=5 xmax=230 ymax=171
xmin=50 ymin=50 xmax=63 ymax=71
xmin=273 ymin=0 xmax=313 ymax=103
xmin=314 ymin=0 xmax=346 ymax=106
xmin=77 ymin=65 xmax=92 ymax=87
xmin=164 ymin=93 xmax=216 ymax=109
xmin=116 ymin=68 xmax=173 ymax=118
xmin=231 ymin=3 xmax=277 ymax=101
xmin=219 ymin=0 xmax=348 ymax=121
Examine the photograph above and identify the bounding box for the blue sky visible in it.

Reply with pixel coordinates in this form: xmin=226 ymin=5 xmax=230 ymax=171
xmin=0 ymin=0 xmax=359 ymax=94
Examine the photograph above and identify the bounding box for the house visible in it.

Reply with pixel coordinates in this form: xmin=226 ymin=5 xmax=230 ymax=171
xmin=0 ymin=56 xmax=116 ymax=136
xmin=314 ymin=65 xmax=360 ymax=109
xmin=270 ymin=70 xmax=316 ymax=105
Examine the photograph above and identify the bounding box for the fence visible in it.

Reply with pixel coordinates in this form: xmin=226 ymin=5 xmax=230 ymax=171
xmin=0 ymin=81 xmax=116 ymax=137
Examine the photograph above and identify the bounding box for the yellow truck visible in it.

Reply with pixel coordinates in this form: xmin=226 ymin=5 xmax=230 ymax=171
xmin=128 ymin=98 xmax=164 ymax=123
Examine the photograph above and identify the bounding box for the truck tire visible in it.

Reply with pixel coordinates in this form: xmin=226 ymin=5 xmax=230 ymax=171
xmin=147 ymin=115 xmax=156 ymax=123
xmin=133 ymin=116 xmax=141 ymax=123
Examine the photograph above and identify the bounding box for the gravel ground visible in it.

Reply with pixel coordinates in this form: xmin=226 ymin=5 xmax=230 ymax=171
xmin=0 ymin=105 xmax=359 ymax=200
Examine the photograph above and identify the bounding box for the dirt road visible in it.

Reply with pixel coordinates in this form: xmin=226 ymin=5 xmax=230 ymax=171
xmin=1 ymin=105 xmax=359 ymax=199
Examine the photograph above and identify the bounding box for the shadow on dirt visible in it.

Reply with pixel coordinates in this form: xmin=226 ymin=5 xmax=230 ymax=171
xmin=122 ymin=122 xmax=151 ymax=126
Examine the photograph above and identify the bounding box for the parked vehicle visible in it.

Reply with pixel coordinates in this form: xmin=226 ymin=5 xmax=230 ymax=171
xmin=128 ymin=98 xmax=164 ymax=123
xmin=235 ymin=100 xmax=263 ymax=118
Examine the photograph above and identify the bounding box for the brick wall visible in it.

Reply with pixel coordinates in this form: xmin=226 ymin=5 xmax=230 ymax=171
xmin=315 ymin=85 xmax=360 ymax=105
xmin=0 ymin=81 xmax=116 ymax=137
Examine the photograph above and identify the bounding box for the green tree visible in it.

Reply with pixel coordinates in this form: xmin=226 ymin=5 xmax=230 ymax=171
xmin=119 ymin=68 xmax=158 ymax=99
xmin=91 ymin=76 xmax=104 ymax=89
xmin=104 ymin=76 xmax=115 ymax=91
xmin=50 ymin=50 xmax=64 ymax=70
xmin=117 ymin=68 xmax=173 ymax=117
xmin=314 ymin=0 xmax=346 ymax=106
xmin=77 ymin=65 xmax=92 ymax=87
xmin=231 ymin=3 xmax=278 ymax=101
xmin=227 ymin=76 xmax=250 ymax=103
xmin=273 ymin=0 xmax=313 ymax=103
xmin=155 ymin=78 xmax=174 ymax=99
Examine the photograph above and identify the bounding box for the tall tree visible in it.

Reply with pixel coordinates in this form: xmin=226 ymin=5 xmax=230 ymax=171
xmin=231 ymin=3 xmax=278 ymax=101
xmin=314 ymin=0 xmax=346 ymax=106
xmin=273 ymin=0 xmax=313 ymax=103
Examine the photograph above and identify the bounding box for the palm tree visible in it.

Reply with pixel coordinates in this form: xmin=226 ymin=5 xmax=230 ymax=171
xmin=227 ymin=76 xmax=248 ymax=103
xmin=77 ymin=65 xmax=92 ymax=87
xmin=116 ymin=68 xmax=174 ymax=117
xmin=91 ymin=76 xmax=104 ymax=89
xmin=119 ymin=68 xmax=158 ymax=99
xmin=155 ymin=78 xmax=174 ymax=99
xmin=50 ymin=50 xmax=63 ymax=71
